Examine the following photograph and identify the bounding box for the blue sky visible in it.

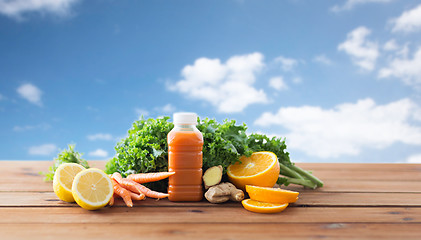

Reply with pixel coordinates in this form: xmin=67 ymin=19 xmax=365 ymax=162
xmin=1 ymin=0 xmax=421 ymax=163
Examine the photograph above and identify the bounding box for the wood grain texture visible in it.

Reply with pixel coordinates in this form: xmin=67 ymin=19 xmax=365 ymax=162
xmin=1 ymin=161 xmax=421 ymax=240
xmin=296 ymin=162 xmax=421 ymax=171
xmin=1 ymin=223 xmax=421 ymax=240
xmin=0 ymin=207 xmax=420 ymax=224
xmin=3 ymin=178 xmax=421 ymax=193
xmin=2 ymin=161 xmax=419 ymax=171
xmin=2 ymin=161 xmax=421 ymax=192
xmin=285 ymin=179 xmax=421 ymax=193
xmin=3 ymin=180 xmax=421 ymax=193
xmin=1 ymin=191 xmax=421 ymax=207
xmin=303 ymin=169 xmax=421 ymax=181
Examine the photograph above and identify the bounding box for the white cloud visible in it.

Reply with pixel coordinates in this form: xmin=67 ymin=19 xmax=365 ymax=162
xmin=87 ymin=133 xmax=113 ymax=141
xmin=0 ymin=0 xmax=79 ymax=20
xmin=28 ymin=143 xmax=57 ymax=156
xmin=313 ymin=54 xmax=333 ymax=65
xmin=269 ymin=76 xmax=288 ymax=91
xmin=396 ymin=44 xmax=410 ymax=58
xmin=16 ymin=83 xmax=43 ymax=106
xmin=135 ymin=108 xmax=149 ymax=117
xmin=14 ymin=125 xmax=34 ymax=132
xmin=13 ymin=123 xmax=50 ymax=132
xmin=292 ymin=77 xmax=303 ymax=84
xmin=331 ymin=0 xmax=393 ymax=12
xmin=88 ymin=149 xmax=108 ymax=158
xmin=407 ymin=154 xmax=421 ymax=163
xmin=161 ymin=104 xmax=176 ymax=113
xmin=169 ymin=52 xmax=268 ymax=113
xmin=255 ymin=98 xmax=421 ymax=159
xmin=338 ymin=26 xmax=379 ymax=71
xmin=378 ymin=46 xmax=421 ymax=87
xmin=274 ymin=56 xmax=299 ymax=71
xmin=390 ymin=4 xmax=421 ymax=33
xmin=86 ymin=106 xmax=99 ymax=112
xmin=383 ymin=39 xmax=399 ymax=51
xmin=152 ymin=104 xmax=176 ymax=114
xmin=0 ymin=93 xmax=4 ymax=101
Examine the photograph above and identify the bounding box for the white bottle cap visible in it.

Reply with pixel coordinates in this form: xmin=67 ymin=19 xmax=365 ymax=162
xmin=173 ymin=112 xmax=198 ymax=125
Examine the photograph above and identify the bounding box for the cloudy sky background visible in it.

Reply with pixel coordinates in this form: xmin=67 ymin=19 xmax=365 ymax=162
xmin=1 ymin=0 xmax=421 ymax=163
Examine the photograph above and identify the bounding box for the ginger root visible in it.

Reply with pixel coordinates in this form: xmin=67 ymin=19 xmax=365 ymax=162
xmin=205 ymin=182 xmax=244 ymax=204
xmin=202 ymin=165 xmax=223 ymax=189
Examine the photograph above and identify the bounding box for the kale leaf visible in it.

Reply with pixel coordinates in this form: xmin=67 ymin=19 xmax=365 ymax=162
xmin=105 ymin=116 xmax=323 ymax=191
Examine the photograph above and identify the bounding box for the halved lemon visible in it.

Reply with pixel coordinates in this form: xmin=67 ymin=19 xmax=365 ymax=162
xmin=53 ymin=163 xmax=86 ymax=202
xmin=72 ymin=168 xmax=113 ymax=210
xmin=242 ymin=199 xmax=289 ymax=214
xmin=227 ymin=151 xmax=280 ymax=190
xmin=246 ymin=185 xmax=299 ymax=204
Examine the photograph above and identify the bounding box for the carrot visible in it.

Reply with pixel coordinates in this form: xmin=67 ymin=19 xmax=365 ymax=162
xmin=127 ymin=172 xmax=175 ymax=184
xmin=111 ymin=178 xmax=133 ymax=207
xmin=112 ymin=172 xmax=169 ymax=199
xmin=132 ymin=182 xmax=169 ymax=199
xmin=109 ymin=194 xmax=115 ymax=206
xmin=129 ymin=191 xmax=145 ymax=201
xmin=112 ymin=172 xmax=144 ymax=194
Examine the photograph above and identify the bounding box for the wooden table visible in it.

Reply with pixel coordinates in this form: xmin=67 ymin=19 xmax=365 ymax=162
xmin=1 ymin=161 xmax=420 ymax=239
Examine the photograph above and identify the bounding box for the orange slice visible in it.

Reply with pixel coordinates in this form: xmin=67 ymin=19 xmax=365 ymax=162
xmin=227 ymin=151 xmax=280 ymax=190
xmin=242 ymin=199 xmax=288 ymax=214
xmin=246 ymin=185 xmax=299 ymax=204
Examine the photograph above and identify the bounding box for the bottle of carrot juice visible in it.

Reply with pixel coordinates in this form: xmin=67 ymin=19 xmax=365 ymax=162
xmin=167 ymin=112 xmax=203 ymax=202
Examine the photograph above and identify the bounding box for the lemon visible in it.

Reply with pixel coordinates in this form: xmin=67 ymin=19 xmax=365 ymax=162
xmin=246 ymin=185 xmax=299 ymax=204
xmin=72 ymin=168 xmax=113 ymax=210
xmin=53 ymin=163 xmax=86 ymax=202
xmin=227 ymin=151 xmax=280 ymax=190
xmin=242 ymin=199 xmax=289 ymax=214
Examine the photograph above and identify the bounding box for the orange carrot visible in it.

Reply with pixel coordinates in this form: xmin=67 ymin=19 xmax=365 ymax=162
xmin=133 ymin=182 xmax=169 ymax=199
xmin=111 ymin=178 xmax=133 ymax=207
xmin=127 ymin=172 xmax=175 ymax=184
xmin=111 ymin=172 xmax=144 ymax=194
xmin=109 ymin=194 xmax=115 ymax=206
xmin=129 ymin=191 xmax=145 ymax=201
xmin=112 ymin=172 xmax=169 ymax=199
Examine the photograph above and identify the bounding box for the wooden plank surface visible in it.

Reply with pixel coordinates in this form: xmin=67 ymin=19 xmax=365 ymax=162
xmin=2 ymin=161 xmax=421 ymax=193
xmin=3 ymin=178 xmax=421 ymax=193
xmin=1 ymin=191 xmax=421 ymax=207
xmin=1 ymin=223 xmax=421 ymax=240
xmin=1 ymin=160 xmax=421 ymax=240
xmin=1 ymin=207 xmax=420 ymax=224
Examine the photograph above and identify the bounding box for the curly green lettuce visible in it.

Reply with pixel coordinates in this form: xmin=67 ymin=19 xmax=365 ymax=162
xmin=105 ymin=116 xmax=323 ymax=191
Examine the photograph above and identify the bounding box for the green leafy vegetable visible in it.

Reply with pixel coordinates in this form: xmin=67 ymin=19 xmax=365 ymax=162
xmin=40 ymin=144 xmax=89 ymax=181
xmin=105 ymin=116 xmax=323 ymax=191
xmin=105 ymin=117 xmax=173 ymax=191
xmin=246 ymin=133 xmax=323 ymax=188
xmin=197 ymin=118 xmax=253 ymax=172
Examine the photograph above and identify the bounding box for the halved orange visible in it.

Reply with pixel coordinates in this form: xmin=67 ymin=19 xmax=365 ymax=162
xmin=242 ymin=199 xmax=288 ymax=214
xmin=246 ymin=185 xmax=299 ymax=204
xmin=227 ymin=151 xmax=280 ymax=190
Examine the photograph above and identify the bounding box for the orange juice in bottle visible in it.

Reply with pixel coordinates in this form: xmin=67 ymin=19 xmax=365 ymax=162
xmin=167 ymin=112 xmax=203 ymax=202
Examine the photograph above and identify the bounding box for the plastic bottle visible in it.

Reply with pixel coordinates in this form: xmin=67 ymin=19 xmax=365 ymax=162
xmin=167 ymin=112 xmax=204 ymax=202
